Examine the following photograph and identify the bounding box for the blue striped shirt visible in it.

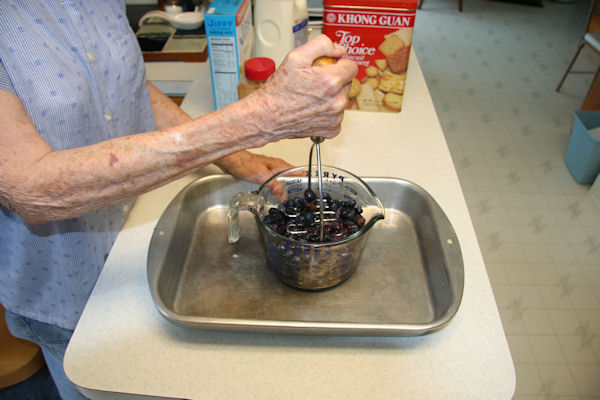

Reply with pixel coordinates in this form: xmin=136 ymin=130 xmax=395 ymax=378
xmin=0 ymin=0 xmax=155 ymax=329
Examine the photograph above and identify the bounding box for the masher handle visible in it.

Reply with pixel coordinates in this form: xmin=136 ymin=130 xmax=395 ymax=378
xmin=310 ymin=56 xmax=336 ymax=145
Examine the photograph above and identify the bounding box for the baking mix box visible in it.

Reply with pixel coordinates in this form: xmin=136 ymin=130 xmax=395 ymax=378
xmin=323 ymin=0 xmax=418 ymax=112
xmin=205 ymin=0 xmax=254 ymax=109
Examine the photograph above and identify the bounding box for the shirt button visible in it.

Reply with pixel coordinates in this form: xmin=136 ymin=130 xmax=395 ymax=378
xmin=104 ymin=112 xmax=112 ymax=122
xmin=87 ymin=52 xmax=96 ymax=63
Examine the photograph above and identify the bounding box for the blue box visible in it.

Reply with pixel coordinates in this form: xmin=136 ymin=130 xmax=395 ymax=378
xmin=205 ymin=0 xmax=254 ymax=109
xmin=565 ymin=111 xmax=600 ymax=184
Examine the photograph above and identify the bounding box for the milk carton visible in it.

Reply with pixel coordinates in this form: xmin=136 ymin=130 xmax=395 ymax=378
xmin=254 ymin=0 xmax=309 ymax=67
xmin=205 ymin=0 xmax=254 ymax=109
xmin=323 ymin=0 xmax=418 ymax=112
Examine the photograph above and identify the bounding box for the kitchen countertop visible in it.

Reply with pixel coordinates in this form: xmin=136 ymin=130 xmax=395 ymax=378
xmin=64 ymin=50 xmax=516 ymax=399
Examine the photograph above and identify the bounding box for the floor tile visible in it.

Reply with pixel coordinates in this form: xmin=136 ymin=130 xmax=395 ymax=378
xmin=558 ymin=335 xmax=599 ymax=364
xmin=513 ymin=363 xmax=543 ymax=396
xmin=528 ymin=335 xmax=567 ymax=364
xmin=508 ymin=334 xmax=536 ymax=364
xmin=569 ymin=365 xmax=600 ymax=397
xmin=522 ymin=309 xmax=556 ymax=335
xmin=537 ymin=363 xmax=579 ymax=397
xmin=548 ymin=309 xmax=583 ymax=336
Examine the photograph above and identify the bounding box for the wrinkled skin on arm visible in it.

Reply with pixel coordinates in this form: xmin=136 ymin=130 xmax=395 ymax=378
xmin=147 ymin=76 xmax=293 ymax=187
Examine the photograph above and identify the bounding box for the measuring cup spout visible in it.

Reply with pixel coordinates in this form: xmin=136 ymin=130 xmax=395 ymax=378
xmin=362 ymin=187 xmax=386 ymax=234
xmin=364 ymin=211 xmax=385 ymax=233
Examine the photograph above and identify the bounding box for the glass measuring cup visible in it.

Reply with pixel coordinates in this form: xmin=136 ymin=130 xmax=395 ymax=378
xmin=228 ymin=165 xmax=385 ymax=290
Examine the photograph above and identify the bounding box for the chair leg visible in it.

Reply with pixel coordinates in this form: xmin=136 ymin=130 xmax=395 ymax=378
xmin=556 ymin=41 xmax=586 ymax=92
xmin=458 ymin=0 xmax=463 ymax=11
xmin=418 ymin=0 xmax=423 ymax=9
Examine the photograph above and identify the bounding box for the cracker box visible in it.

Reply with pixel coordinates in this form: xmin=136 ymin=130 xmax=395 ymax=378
xmin=323 ymin=0 xmax=418 ymax=112
xmin=205 ymin=0 xmax=254 ymax=109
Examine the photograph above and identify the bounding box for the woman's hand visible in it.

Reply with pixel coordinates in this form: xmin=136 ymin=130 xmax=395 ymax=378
xmin=215 ymin=151 xmax=292 ymax=198
xmin=250 ymin=34 xmax=358 ymax=141
xmin=215 ymin=151 xmax=292 ymax=183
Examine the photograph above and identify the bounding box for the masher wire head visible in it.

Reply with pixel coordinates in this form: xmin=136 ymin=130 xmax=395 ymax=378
xmin=285 ymin=211 xmax=337 ymax=235
xmin=283 ymin=197 xmax=335 ymax=234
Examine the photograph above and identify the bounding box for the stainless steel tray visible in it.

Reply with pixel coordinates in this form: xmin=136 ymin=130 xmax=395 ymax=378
xmin=147 ymin=175 xmax=464 ymax=336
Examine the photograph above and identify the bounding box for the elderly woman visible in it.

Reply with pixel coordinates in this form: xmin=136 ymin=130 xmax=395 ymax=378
xmin=0 ymin=2 xmax=357 ymax=398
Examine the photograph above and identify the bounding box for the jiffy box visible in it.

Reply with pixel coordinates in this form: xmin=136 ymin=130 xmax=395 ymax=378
xmin=205 ymin=0 xmax=254 ymax=109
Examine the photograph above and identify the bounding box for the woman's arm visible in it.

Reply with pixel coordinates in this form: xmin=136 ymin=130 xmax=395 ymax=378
xmin=0 ymin=35 xmax=356 ymax=224
xmin=146 ymin=81 xmax=191 ymax=129
xmin=146 ymin=81 xmax=294 ymax=184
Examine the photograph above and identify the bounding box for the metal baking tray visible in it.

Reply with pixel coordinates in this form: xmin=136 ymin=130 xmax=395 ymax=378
xmin=147 ymin=175 xmax=464 ymax=336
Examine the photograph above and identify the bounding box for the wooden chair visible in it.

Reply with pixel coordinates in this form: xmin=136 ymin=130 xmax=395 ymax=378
xmin=418 ymin=0 xmax=463 ymax=12
xmin=556 ymin=0 xmax=600 ymax=92
xmin=0 ymin=305 xmax=45 ymax=389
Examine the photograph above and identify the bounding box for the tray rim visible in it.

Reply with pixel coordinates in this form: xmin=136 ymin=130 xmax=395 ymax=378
xmin=147 ymin=174 xmax=464 ymax=337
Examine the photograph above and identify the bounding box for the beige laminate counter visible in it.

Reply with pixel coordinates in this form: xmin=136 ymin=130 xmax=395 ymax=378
xmin=64 ymin=50 xmax=516 ymax=399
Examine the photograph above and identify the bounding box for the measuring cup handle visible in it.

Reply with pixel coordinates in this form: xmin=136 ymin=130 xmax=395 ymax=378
xmin=227 ymin=192 xmax=262 ymax=244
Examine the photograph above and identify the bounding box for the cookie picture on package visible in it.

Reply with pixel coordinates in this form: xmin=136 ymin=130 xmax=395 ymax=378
xmin=379 ymin=33 xmax=411 ymax=73
xmin=323 ymin=0 xmax=418 ymax=113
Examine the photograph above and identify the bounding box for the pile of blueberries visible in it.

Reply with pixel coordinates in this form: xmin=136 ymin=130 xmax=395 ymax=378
xmin=262 ymin=188 xmax=366 ymax=243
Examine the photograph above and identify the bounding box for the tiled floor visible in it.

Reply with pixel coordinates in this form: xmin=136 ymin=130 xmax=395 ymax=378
xmin=412 ymin=0 xmax=600 ymax=398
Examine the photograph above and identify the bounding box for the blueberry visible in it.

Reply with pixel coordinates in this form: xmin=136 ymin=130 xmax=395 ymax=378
xmin=268 ymin=207 xmax=281 ymax=221
xmin=344 ymin=199 xmax=356 ymax=209
xmin=342 ymin=209 xmax=356 ymax=221
xmin=295 ymin=213 xmax=307 ymax=226
xmin=329 ymin=200 xmax=339 ymax=211
xmin=276 ymin=223 xmax=286 ymax=235
xmin=331 ymin=222 xmax=343 ymax=235
xmin=304 ymin=210 xmax=315 ymax=223
xmin=285 ymin=205 xmax=295 ymax=215
xmin=306 ymin=227 xmax=320 ymax=242
xmin=345 ymin=222 xmax=359 ymax=234
xmin=304 ymin=189 xmax=316 ymax=203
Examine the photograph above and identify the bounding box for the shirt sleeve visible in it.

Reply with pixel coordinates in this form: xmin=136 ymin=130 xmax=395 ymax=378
xmin=0 ymin=59 xmax=16 ymax=94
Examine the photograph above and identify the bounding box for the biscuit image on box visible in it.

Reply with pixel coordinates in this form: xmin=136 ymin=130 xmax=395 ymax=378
xmin=375 ymin=59 xmax=387 ymax=71
xmin=369 ymin=77 xmax=380 ymax=89
xmin=356 ymin=84 xmax=379 ymax=111
xmin=378 ymin=71 xmax=406 ymax=94
xmin=389 ymin=29 xmax=413 ymax=49
xmin=378 ymin=35 xmax=405 ymax=57
xmin=349 ymin=78 xmax=362 ymax=98
xmin=378 ymin=32 xmax=410 ymax=74
xmin=383 ymin=92 xmax=403 ymax=112
xmin=374 ymin=88 xmax=385 ymax=104
xmin=365 ymin=65 xmax=380 ymax=78
xmin=386 ymin=46 xmax=410 ymax=73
